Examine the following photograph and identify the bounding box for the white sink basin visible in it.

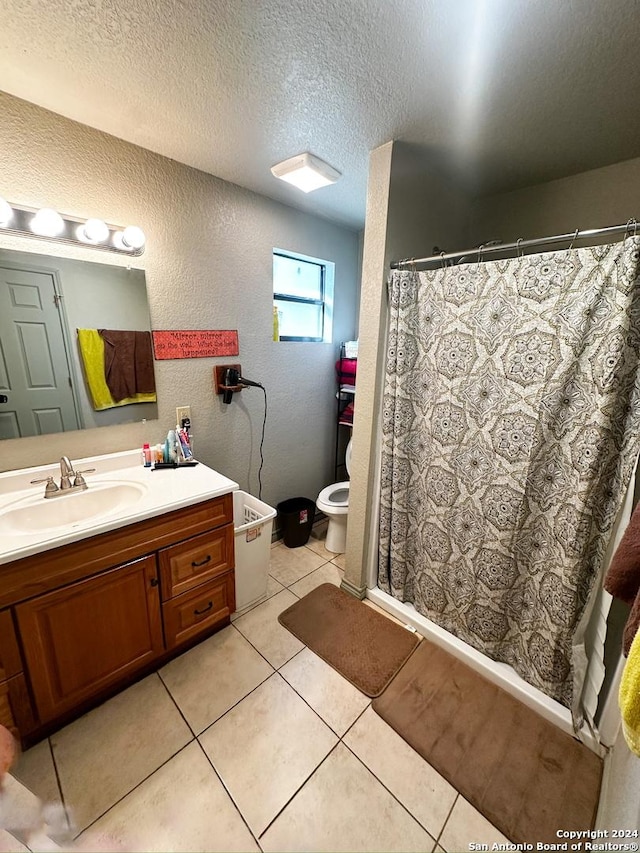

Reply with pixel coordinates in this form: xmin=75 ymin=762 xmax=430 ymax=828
xmin=0 ymin=481 xmax=148 ymax=534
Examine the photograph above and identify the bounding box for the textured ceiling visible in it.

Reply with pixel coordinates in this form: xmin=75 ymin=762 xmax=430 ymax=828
xmin=1 ymin=0 xmax=640 ymax=230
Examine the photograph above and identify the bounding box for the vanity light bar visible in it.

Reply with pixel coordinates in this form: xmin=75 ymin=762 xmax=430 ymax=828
xmin=0 ymin=198 xmax=146 ymax=256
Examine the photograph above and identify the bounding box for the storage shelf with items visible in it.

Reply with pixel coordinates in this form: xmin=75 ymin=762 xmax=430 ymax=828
xmin=335 ymin=341 xmax=357 ymax=479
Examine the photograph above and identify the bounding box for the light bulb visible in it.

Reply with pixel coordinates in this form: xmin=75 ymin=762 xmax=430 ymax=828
xmin=121 ymin=225 xmax=145 ymax=250
xmin=0 ymin=197 xmax=13 ymax=227
xmin=77 ymin=218 xmax=109 ymax=244
xmin=30 ymin=208 xmax=64 ymax=237
xmin=112 ymin=231 xmax=131 ymax=251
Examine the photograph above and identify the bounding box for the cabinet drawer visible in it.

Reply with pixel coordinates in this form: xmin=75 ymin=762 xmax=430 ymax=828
xmin=159 ymin=525 xmax=234 ymax=601
xmin=162 ymin=572 xmax=235 ymax=650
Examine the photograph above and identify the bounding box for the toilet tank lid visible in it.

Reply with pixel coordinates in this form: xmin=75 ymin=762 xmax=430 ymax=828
xmin=346 ymin=438 xmax=352 ymax=475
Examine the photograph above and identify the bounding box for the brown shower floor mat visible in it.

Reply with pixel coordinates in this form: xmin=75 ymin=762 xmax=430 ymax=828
xmin=373 ymin=639 xmax=603 ymax=845
xmin=277 ymin=583 xmax=420 ymax=696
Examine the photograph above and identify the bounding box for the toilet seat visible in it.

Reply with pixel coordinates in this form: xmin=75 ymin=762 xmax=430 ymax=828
xmin=317 ymin=481 xmax=349 ymax=514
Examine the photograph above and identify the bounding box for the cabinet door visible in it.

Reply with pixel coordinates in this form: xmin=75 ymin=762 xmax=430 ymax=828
xmin=16 ymin=555 xmax=163 ymax=723
xmin=0 ymin=608 xmax=22 ymax=681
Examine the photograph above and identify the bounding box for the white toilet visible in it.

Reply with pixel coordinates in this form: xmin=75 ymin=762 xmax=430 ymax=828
xmin=316 ymin=439 xmax=352 ymax=553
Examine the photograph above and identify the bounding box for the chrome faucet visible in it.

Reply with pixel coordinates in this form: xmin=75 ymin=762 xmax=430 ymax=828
xmin=60 ymin=456 xmax=75 ymax=490
xmin=30 ymin=457 xmax=96 ymax=498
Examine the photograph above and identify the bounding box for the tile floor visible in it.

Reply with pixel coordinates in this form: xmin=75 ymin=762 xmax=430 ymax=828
xmin=3 ymin=525 xmax=511 ymax=853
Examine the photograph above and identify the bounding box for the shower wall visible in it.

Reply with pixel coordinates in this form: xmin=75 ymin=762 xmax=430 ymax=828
xmin=469 ymin=155 xmax=640 ymax=244
xmin=344 ymin=141 xmax=473 ymax=597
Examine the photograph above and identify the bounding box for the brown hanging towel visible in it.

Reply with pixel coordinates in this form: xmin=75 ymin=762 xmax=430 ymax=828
xmin=98 ymin=329 xmax=156 ymax=402
xmin=604 ymin=500 xmax=640 ymax=655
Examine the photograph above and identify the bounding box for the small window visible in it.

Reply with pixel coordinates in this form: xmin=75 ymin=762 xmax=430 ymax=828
xmin=273 ymin=249 xmax=334 ymax=342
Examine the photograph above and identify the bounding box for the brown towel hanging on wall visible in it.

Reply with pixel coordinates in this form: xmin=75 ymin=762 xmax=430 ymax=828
xmin=99 ymin=330 xmax=156 ymax=403
xmin=604 ymin=501 xmax=640 ymax=655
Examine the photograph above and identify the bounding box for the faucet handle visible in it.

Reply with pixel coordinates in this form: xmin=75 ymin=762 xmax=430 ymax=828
xmin=30 ymin=476 xmax=60 ymax=497
xmin=73 ymin=468 xmax=95 ymax=488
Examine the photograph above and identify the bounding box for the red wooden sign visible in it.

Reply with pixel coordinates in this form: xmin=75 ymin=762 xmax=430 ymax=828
xmin=152 ymin=330 xmax=239 ymax=360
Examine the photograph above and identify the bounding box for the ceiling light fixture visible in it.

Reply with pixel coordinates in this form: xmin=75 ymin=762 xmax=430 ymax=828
xmin=0 ymin=198 xmax=146 ymax=255
xmin=270 ymin=152 xmax=341 ymax=193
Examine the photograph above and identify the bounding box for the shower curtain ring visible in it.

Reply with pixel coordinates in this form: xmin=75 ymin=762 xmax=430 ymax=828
xmin=440 ymin=251 xmax=447 ymax=268
xmin=568 ymin=228 xmax=579 ymax=250
xmin=516 ymin=237 xmax=524 ymax=258
xmin=624 ymin=219 xmax=638 ymax=240
xmin=476 ymin=244 xmax=485 ymax=269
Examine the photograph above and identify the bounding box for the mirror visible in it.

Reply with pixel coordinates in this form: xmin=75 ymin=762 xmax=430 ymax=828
xmin=0 ymin=247 xmax=157 ymax=439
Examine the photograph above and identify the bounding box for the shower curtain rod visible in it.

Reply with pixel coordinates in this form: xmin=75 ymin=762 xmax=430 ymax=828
xmin=390 ymin=221 xmax=638 ymax=270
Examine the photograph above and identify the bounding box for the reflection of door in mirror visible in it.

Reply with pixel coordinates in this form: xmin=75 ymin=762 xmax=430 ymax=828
xmin=0 ymin=248 xmax=158 ymax=440
xmin=0 ymin=265 xmax=80 ymax=438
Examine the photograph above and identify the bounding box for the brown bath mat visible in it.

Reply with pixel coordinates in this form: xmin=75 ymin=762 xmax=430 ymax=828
xmin=278 ymin=584 xmax=420 ymax=696
xmin=373 ymin=639 xmax=603 ymax=845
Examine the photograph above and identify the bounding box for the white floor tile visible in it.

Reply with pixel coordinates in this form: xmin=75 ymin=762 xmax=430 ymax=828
xmin=260 ymin=743 xmax=436 ymax=852
xmin=0 ymin=830 xmax=28 ymax=852
xmin=51 ymin=675 xmax=192 ymax=832
xmin=304 ymin=537 xmax=341 ymax=562
xmin=0 ymin=775 xmax=42 ymax=839
xmin=332 ymin=553 xmax=347 ymax=571
xmin=10 ymin=741 xmax=60 ymax=807
xmin=289 ymin=562 xmax=343 ymax=598
xmin=439 ymin=796 xmax=511 ymax=852
xmin=160 ymin=625 xmax=273 ymax=734
xmin=280 ymin=648 xmax=370 ymax=736
xmin=76 ymin=741 xmax=258 ymax=852
xmin=344 ymin=707 xmax=456 ymax=838
xmin=232 ymin=590 xmax=304 ymax=668
xmin=199 ymin=673 xmax=337 ymax=836
xmin=268 ymin=544 xmax=327 ymax=587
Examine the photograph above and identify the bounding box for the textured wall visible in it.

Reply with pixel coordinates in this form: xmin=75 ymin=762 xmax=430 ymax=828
xmin=0 ymin=93 xmax=360 ymax=512
xmin=344 ymin=141 xmax=472 ymax=593
xmin=470 ymin=155 xmax=640 ymax=244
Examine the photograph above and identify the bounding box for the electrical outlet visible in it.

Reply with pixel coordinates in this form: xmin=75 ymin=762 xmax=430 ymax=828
xmin=176 ymin=406 xmax=191 ymax=427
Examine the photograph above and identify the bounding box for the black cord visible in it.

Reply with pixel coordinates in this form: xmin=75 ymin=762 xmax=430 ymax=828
xmin=257 ymin=384 xmax=267 ymax=500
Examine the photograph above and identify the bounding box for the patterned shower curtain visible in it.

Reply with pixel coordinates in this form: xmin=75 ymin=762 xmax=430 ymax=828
xmin=379 ymin=237 xmax=640 ymax=713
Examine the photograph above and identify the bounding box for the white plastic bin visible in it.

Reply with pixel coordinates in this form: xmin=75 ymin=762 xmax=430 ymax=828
xmin=233 ymin=490 xmax=277 ymax=612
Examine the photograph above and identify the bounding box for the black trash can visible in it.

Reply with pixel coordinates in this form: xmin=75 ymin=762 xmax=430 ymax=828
xmin=277 ymin=497 xmax=316 ymax=548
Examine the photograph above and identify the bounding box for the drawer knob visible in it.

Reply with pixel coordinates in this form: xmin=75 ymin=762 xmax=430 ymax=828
xmin=194 ymin=601 xmax=213 ymax=616
xmin=150 ymin=577 xmax=159 ymax=587
xmin=191 ymin=555 xmax=212 ymax=568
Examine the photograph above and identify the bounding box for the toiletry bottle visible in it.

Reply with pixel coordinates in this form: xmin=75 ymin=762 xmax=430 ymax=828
xmin=167 ymin=430 xmax=177 ymax=463
xmin=273 ymin=304 xmax=280 ymax=341
xmin=142 ymin=442 xmax=152 ymax=467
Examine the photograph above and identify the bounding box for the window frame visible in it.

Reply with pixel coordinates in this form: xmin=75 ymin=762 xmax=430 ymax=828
xmin=273 ymin=248 xmax=334 ymax=343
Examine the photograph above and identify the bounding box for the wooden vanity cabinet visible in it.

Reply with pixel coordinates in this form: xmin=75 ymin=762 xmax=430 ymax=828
xmin=0 ymin=493 xmax=235 ymax=742
xmin=15 ymin=555 xmax=163 ymax=722
xmin=0 ymin=608 xmax=36 ymax=738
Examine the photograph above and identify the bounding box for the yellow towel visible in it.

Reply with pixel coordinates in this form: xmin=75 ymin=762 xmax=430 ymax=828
xmin=77 ymin=329 xmax=156 ymax=410
xmin=620 ymin=626 xmax=640 ymax=756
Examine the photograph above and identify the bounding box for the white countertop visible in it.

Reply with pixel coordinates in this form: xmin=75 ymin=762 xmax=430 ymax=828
xmin=0 ymin=449 xmax=239 ymax=566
